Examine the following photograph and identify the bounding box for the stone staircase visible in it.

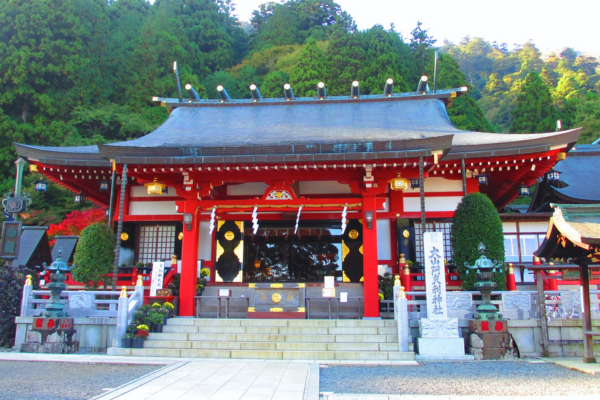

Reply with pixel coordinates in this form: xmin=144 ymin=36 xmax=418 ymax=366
xmin=109 ymin=318 xmax=415 ymax=361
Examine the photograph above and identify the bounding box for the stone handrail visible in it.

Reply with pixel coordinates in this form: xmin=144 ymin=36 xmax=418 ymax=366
xmin=405 ymin=290 xmax=600 ymax=320
xmin=115 ymin=279 xmax=145 ymax=347
xmin=20 ymin=286 xmax=123 ymax=318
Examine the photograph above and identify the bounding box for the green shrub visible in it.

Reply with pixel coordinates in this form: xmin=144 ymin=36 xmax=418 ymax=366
xmin=72 ymin=223 xmax=115 ymax=289
xmin=451 ymin=193 xmax=506 ymax=290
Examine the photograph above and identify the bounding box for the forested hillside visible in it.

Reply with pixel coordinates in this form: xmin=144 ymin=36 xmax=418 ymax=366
xmin=1 ymin=0 xmax=598 ymax=225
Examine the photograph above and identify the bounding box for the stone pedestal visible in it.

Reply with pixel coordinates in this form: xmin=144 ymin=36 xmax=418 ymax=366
xmin=20 ymin=317 xmax=79 ymax=354
xmin=416 ymin=318 xmax=473 ymax=360
xmin=467 ymin=319 xmax=516 ymax=360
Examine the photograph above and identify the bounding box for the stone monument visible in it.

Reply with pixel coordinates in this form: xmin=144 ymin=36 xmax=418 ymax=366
xmin=416 ymin=232 xmax=470 ymax=359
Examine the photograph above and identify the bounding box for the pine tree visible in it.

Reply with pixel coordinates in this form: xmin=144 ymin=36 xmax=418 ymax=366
xmin=260 ymin=71 xmax=290 ymax=98
xmin=289 ymin=37 xmax=330 ymax=97
xmin=362 ymin=25 xmax=409 ymax=94
xmin=510 ymin=71 xmax=559 ymax=133
xmin=325 ymin=20 xmax=365 ymax=96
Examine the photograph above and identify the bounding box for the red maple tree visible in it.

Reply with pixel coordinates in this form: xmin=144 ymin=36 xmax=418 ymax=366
xmin=47 ymin=208 xmax=108 ymax=247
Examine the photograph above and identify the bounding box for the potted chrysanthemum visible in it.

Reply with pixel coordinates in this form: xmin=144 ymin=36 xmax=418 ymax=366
xmin=133 ymin=324 xmax=149 ymax=348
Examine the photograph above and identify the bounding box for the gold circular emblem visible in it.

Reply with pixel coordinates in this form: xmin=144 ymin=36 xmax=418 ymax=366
xmin=272 ymin=293 xmax=282 ymax=303
xmin=348 ymin=229 xmax=359 ymax=239
xmin=178 ymin=232 xmax=183 ymax=240
xmin=120 ymin=232 xmax=129 ymax=241
xmin=224 ymin=231 xmax=235 ymax=241
xmin=403 ymin=229 xmax=410 ymax=238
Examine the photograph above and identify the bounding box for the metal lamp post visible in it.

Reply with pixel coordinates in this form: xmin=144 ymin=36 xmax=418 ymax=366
xmin=464 ymin=242 xmax=504 ymax=320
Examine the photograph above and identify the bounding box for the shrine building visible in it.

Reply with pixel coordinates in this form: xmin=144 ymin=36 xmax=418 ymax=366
xmin=15 ymin=80 xmax=582 ymax=319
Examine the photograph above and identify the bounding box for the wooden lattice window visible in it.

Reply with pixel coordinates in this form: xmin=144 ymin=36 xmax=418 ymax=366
xmin=137 ymin=224 xmax=176 ymax=264
xmin=415 ymin=222 xmax=453 ymax=263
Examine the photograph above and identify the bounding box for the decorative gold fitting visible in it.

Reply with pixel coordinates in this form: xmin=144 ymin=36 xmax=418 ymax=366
xmin=394 ymin=275 xmax=400 ymax=287
xmin=25 ymin=275 xmax=32 ymax=286
xmin=398 ymin=253 xmax=406 ymax=266
xmin=557 ymin=152 xmax=566 ymax=161
xmin=136 ymin=275 xmax=143 ymax=286
xmin=403 ymin=265 xmax=411 ymax=275
xmin=507 ymin=263 xmax=514 ymax=274
xmin=398 ymin=286 xmax=406 ymax=299
xmin=120 ymin=286 xmax=128 ymax=298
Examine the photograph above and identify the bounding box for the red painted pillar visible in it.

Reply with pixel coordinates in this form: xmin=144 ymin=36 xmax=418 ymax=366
xmin=506 ymin=263 xmax=517 ymax=291
xmin=179 ymin=201 xmax=199 ymax=317
xmin=548 ymin=263 xmax=559 ymax=291
xmin=362 ymin=196 xmax=380 ymax=318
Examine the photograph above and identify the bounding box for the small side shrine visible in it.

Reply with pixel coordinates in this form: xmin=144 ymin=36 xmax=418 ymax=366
xmin=535 ymin=204 xmax=600 ymax=363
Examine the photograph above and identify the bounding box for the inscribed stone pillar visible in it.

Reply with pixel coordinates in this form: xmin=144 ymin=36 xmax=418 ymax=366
xmin=423 ymin=232 xmax=448 ymax=319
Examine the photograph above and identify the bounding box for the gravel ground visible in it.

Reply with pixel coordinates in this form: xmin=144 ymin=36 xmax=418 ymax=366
xmin=0 ymin=361 xmax=162 ymax=400
xmin=320 ymin=361 xmax=600 ymax=396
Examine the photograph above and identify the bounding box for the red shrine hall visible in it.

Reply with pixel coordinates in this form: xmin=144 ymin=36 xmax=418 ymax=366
xmin=15 ymin=80 xmax=581 ymax=319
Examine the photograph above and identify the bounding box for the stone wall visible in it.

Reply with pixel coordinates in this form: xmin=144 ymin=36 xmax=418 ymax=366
xmin=410 ymin=318 xmax=600 ymax=357
xmin=14 ymin=317 xmax=116 ymax=353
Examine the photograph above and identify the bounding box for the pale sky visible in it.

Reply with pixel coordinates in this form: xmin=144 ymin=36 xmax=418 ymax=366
xmin=232 ymin=0 xmax=597 ymax=55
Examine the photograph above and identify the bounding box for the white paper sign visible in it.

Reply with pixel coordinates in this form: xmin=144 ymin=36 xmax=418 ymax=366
xmin=423 ymin=232 xmax=448 ymax=319
xmin=324 ymin=276 xmax=335 ymax=289
xmin=340 ymin=292 xmax=348 ymax=303
xmin=150 ymin=262 xmax=165 ymax=297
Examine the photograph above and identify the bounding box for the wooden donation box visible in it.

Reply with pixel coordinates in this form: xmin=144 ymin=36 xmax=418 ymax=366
xmin=248 ymin=283 xmax=306 ymax=319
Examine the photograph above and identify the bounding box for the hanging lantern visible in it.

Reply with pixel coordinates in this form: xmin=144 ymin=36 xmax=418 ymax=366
xmin=389 ymin=173 xmax=410 ymax=191
xmin=145 ymin=178 xmax=166 ymax=195
xmin=476 ymin=173 xmax=489 ymax=186
xmin=99 ymin=181 xmax=110 ymax=192
xmin=35 ymin=179 xmax=48 ymax=192
xmin=518 ymin=184 xmax=531 ymax=197
xmin=547 ymin=169 xmax=560 ymax=183
xmin=74 ymin=192 xmax=85 ymax=204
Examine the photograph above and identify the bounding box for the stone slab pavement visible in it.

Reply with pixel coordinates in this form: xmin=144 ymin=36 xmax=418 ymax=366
xmin=541 ymin=356 xmax=600 ymax=375
xmin=321 ymin=397 xmax=600 ymax=400
xmin=0 ymin=352 xmax=415 ymax=400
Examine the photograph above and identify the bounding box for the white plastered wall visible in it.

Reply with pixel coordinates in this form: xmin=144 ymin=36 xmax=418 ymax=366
xmin=299 ymin=181 xmax=351 ymax=195
xmin=403 ymin=196 xmax=463 ymax=212
xmin=129 ymin=201 xmax=178 ymax=215
xmin=377 ymin=219 xmax=392 ymax=260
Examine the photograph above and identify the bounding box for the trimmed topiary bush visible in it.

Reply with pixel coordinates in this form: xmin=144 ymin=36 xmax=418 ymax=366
xmin=72 ymin=222 xmax=115 ymax=289
xmin=451 ymin=193 xmax=506 ymax=290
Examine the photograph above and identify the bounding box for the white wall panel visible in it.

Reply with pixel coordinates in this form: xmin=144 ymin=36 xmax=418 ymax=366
xmin=502 ymin=222 xmax=517 ymax=233
xmin=299 ymin=181 xmax=351 ymax=195
xmin=403 ymin=196 xmax=462 ymax=212
xmin=198 ymin=221 xmax=212 ymax=261
xmin=377 ymin=219 xmax=392 ymax=260
xmin=519 ymin=221 xmax=550 ymax=233
xmin=227 ymin=182 xmax=269 ymax=196
xmin=404 ymin=177 xmax=463 ymax=194
xmin=129 ymin=201 xmax=178 ymax=215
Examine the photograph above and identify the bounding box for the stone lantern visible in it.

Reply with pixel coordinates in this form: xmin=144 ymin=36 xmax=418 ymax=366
xmin=464 ymin=242 xmax=503 ymax=320
xmin=42 ymin=250 xmax=73 ymax=318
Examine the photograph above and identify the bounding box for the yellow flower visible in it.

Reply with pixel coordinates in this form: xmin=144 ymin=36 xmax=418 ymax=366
xmin=136 ymin=324 xmax=149 ymax=331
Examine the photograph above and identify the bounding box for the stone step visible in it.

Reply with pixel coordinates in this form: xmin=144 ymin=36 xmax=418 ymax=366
xmin=161 ymin=325 xmax=397 ymax=336
xmin=146 ymin=332 xmax=398 ymax=343
xmin=166 ymin=318 xmax=396 ymax=328
xmin=108 ymin=347 xmax=415 ymax=361
xmin=143 ymin=340 xmax=396 ymax=352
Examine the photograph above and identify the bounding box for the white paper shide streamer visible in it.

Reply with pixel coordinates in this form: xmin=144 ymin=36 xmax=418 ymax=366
xmin=340 ymin=205 xmax=348 ymax=234
xmin=294 ymin=206 xmax=302 ymax=234
xmin=208 ymin=206 xmax=217 ymax=235
xmin=252 ymin=207 xmax=259 ymax=234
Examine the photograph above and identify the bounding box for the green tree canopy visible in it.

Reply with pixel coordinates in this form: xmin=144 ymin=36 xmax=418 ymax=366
xmin=451 ymin=193 xmax=506 ymax=290
xmin=72 ymin=222 xmax=115 ymax=289
xmin=510 ymin=71 xmax=559 ymax=133
xmin=289 ymin=37 xmax=330 ymax=97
